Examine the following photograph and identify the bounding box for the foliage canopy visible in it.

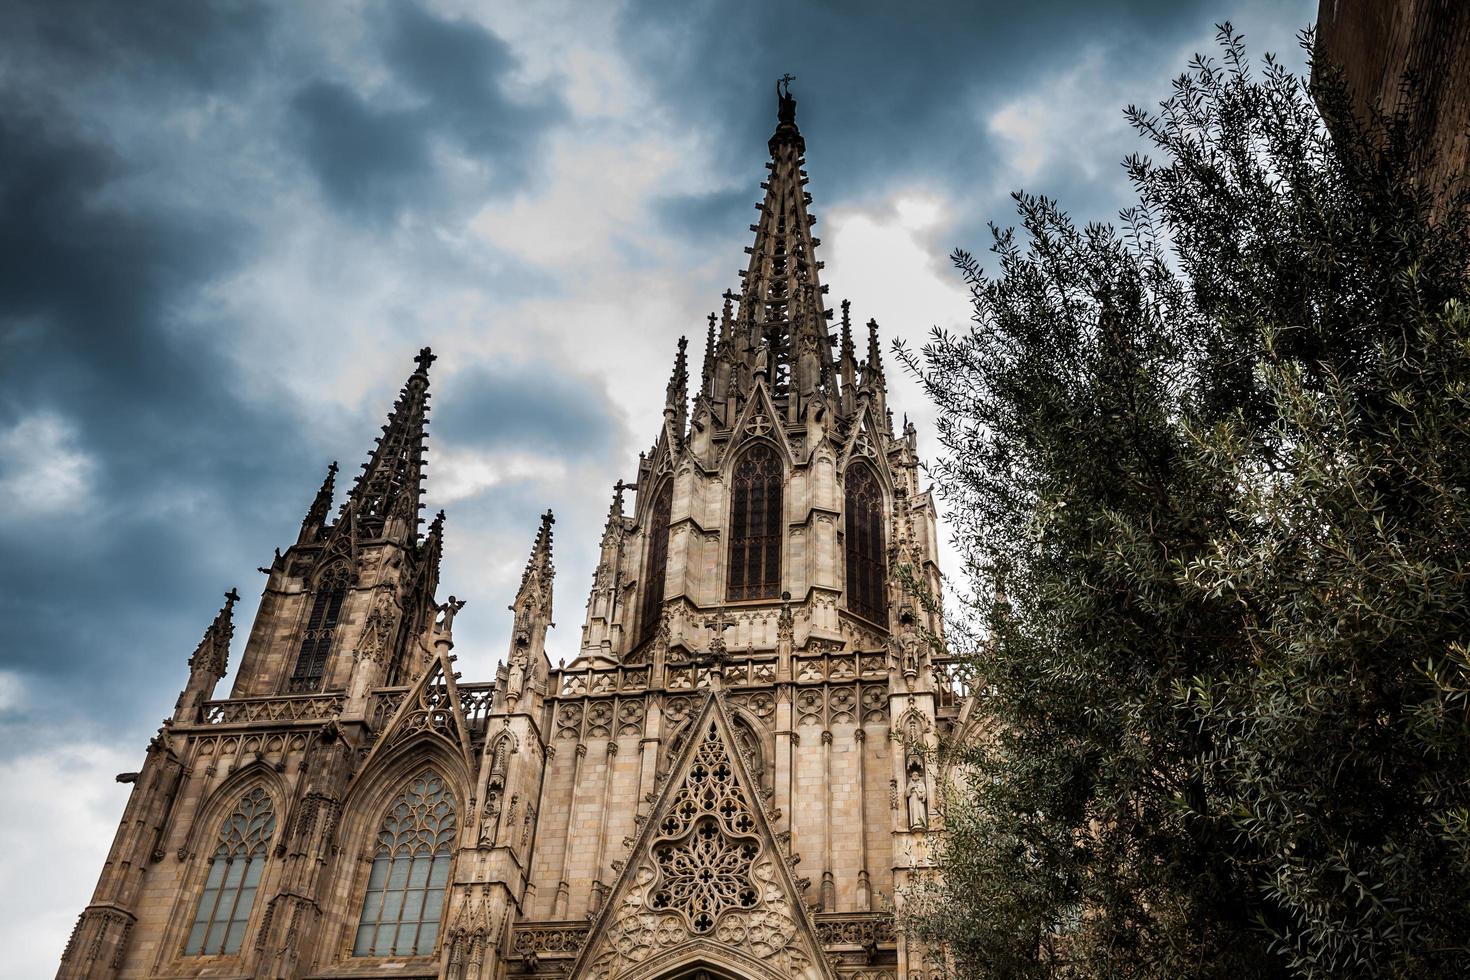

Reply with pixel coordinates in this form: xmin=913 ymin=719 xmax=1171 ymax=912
xmin=902 ymin=26 xmax=1470 ymax=978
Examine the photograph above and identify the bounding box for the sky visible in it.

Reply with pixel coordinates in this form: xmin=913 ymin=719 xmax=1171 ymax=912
xmin=0 ymin=0 xmax=1316 ymax=973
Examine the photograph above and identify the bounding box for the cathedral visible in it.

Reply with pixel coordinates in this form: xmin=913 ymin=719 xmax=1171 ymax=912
xmin=60 ymin=82 xmax=967 ymax=980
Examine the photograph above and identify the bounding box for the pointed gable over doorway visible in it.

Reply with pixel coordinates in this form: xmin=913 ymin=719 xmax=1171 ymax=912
xmin=571 ymin=693 xmax=834 ymax=980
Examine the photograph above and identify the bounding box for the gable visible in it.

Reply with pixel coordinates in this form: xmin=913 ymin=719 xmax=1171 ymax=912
xmin=355 ymin=646 xmax=474 ymax=778
xmin=572 ymin=694 xmax=833 ymax=980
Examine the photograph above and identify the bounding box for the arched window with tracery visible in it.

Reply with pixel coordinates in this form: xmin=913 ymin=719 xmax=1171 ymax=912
xmin=353 ymin=771 xmax=457 ymax=958
xmin=184 ymin=787 xmax=274 ymax=956
xmin=288 ymin=564 xmax=348 ymax=693
xmin=844 ymin=463 xmax=886 ymax=624
xmin=637 ymin=480 xmax=673 ymax=648
xmin=726 ymin=442 xmax=783 ymax=601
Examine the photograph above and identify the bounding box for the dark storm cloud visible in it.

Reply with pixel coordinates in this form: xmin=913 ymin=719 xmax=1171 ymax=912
xmin=290 ymin=81 xmax=434 ymax=216
xmin=0 ymin=101 xmax=316 ymax=740
xmin=288 ymin=1 xmax=564 ymax=221
xmin=656 ymin=188 xmax=753 ymax=242
xmin=434 ymin=363 xmax=622 ymax=457
xmin=1 ymin=0 xmax=272 ymax=91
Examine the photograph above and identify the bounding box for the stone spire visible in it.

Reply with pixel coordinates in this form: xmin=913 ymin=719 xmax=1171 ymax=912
xmin=297 ymin=460 xmax=338 ymax=545
xmin=174 ymin=588 xmax=239 ymax=723
xmin=865 ymin=317 xmax=885 ymax=386
xmin=505 ymin=510 xmax=556 ymax=706
xmin=700 ymin=313 xmax=717 ymax=399
xmin=663 ymin=335 xmax=689 ymax=436
xmin=344 ymin=346 xmax=434 ymax=543
xmin=735 ymin=75 xmax=834 ymax=404
xmin=515 ymin=509 xmax=556 ymax=623
xmin=838 ymin=299 xmax=858 ymax=414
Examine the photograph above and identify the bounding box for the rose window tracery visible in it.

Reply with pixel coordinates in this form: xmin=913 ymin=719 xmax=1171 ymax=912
xmin=648 ymin=723 xmax=761 ymax=933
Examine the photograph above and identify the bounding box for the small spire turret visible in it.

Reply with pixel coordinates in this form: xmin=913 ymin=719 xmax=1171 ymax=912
xmin=175 ymin=588 xmax=239 ymax=722
xmin=505 ymin=510 xmax=556 ymax=706
xmin=664 ymin=336 xmax=689 ymax=436
xmin=297 ymin=461 xmax=338 ymax=545
xmin=701 ymin=314 xmax=717 ymax=399
xmin=865 ymin=318 xmax=886 ymax=390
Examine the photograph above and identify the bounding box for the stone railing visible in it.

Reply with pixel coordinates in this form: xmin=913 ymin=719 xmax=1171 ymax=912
xmin=931 ymin=657 xmax=975 ymax=708
xmin=814 ymin=911 xmax=897 ymax=949
xmin=557 ymin=664 xmax=650 ymax=698
xmin=367 ymin=686 xmax=408 ymax=731
xmin=794 ymin=649 xmax=889 ymax=683
xmin=510 ymin=920 xmax=588 ymax=959
xmin=367 ymin=683 xmax=496 ymax=736
xmin=456 ymin=682 xmax=496 ymax=731
xmin=201 ymin=692 xmax=344 ymax=725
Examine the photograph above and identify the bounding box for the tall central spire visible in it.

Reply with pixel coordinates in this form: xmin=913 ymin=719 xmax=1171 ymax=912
xmin=733 ymin=76 xmax=834 ymax=404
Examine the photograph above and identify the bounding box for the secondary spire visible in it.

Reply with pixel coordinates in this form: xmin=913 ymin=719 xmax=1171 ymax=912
xmin=344 ymin=347 xmax=434 ymax=543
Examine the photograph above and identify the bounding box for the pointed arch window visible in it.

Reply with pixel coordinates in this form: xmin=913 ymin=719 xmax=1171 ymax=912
xmin=184 ymin=787 xmax=274 ymax=956
xmin=353 ymin=771 xmax=457 ymax=958
xmin=288 ymin=565 xmax=348 ymax=693
xmin=637 ymin=480 xmax=673 ymax=648
xmin=727 ymin=442 xmax=783 ymax=601
xmin=845 ymin=463 xmax=886 ymax=624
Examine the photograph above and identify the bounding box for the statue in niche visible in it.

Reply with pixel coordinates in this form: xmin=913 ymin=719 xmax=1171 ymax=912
xmin=506 ymin=648 xmax=528 ymax=702
xmin=479 ymin=791 xmax=501 ymax=846
xmin=906 ymin=762 xmax=929 ymax=831
xmin=753 ymin=338 xmax=770 ymax=380
xmin=898 ymin=630 xmax=921 ymax=678
xmin=799 ymin=332 xmax=820 ymax=396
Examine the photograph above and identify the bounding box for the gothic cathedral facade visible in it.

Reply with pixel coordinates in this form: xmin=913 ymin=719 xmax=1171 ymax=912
xmin=61 ymin=84 xmax=965 ymax=980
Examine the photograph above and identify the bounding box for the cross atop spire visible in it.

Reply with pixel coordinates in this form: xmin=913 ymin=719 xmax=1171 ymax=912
xmin=344 ymin=349 xmax=433 ymax=543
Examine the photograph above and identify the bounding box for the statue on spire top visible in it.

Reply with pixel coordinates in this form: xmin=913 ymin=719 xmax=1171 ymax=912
xmin=777 ymin=73 xmax=797 ymax=123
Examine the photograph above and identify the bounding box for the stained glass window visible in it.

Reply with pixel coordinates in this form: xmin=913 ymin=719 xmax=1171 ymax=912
xmin=844 ymin=463 xmax=887 ymax=624
xmin=184 ymin=787 xmax=274 ymax=956
xmin=353 ymin=771 xmax=457 ymax=958
xmin=726 ymin=443 xmax=783 ymax=601
xmin=637 ymin=480 xmax=673 ymax=648
xmin=288 ymin=565 xmax=347 ymax=693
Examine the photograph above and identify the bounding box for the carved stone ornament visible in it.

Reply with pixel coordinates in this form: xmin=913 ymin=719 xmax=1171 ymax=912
xmin=575 ymin=696 xmax=829 ymax=980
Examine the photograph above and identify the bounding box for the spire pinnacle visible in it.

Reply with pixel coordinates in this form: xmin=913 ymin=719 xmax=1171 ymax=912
xmin=866 ymin=318 xmax=885 ymax=381
xmin=770 ymin=73 xmax=803 ymax=154
xmin=299 ymin=460 xmax=338 ymax=542
xmin=345 ymin=349 xmax=433 ymax=542
xmin=514 ymin=509 xmax=556 ymax=623
xmin=608 ymin=480 xmax=626 ymax=521
xmin=189 ymin=588 xmax=239 ymax=678
xmin=664 ymin=335 xmax=689 ymax=433
xmin=701 ymin=314 xmax=717 ymax=398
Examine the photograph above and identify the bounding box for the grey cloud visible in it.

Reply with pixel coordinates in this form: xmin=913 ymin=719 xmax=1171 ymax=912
xmin=289 ymin=80 xmax=434 ymax=217
xmin=0 ymin=101 xmax=315 ymax=734
xmin=288 ymin=1 xmax=565 ymax=221
xmin=656 ymin=188 xmax=753 ymax=243
xmin=433 ymin=363 xmax=624 ymax=458
xmin=1 ymin=0 xmax=273 ymax=92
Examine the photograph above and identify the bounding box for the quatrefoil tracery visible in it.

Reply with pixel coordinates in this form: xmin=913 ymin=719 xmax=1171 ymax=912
xmin=648 ymin=721 xmax=764 ymax=935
